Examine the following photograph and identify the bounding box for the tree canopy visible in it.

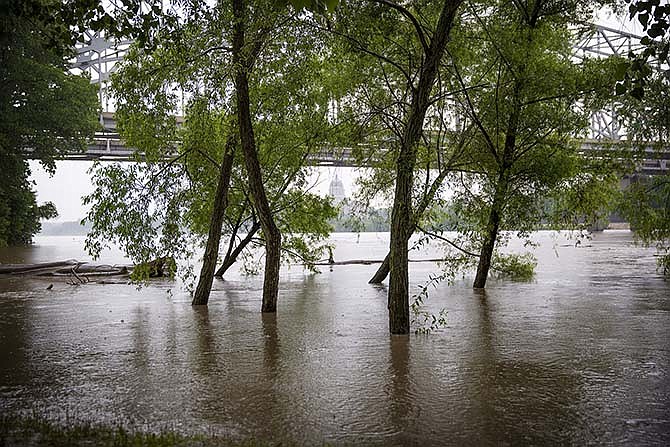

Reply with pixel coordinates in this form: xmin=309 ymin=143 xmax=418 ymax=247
xmin=0 ymin=0 xmax=99 ymax=246
xmin=82 ymin=0 xmax=341 ymax=299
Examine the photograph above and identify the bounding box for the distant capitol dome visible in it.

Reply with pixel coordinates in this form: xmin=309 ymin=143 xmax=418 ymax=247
xmin=328 ymin=174 xmax=346 ymax=202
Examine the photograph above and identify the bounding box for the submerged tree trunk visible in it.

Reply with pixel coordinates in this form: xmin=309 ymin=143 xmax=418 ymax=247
xmin=192 ymin=138 xmax=236 ymax=305
xmin=387 ymin=0 xmax=463 ymax=334
xmin=472 ymin=186 xmax=504 ymax=289
xmin=369 ymin=253 xmax=390 ymax=283
xmin=232 ymin=0 xmax=281 ymax=313
xmin=214 ymin=221 xmax=260 ymax=277
xmin=389 ymin=145 xmax=414 ymax=334
xmin=473 ymin=81 xmax=521 ymax=289
xmin=370 ymin=162 xmax=455 ymax=284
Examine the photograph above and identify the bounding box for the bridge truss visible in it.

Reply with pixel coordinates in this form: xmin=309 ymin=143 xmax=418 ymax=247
xmin=70 ymin=23 xmax=668 ymax=173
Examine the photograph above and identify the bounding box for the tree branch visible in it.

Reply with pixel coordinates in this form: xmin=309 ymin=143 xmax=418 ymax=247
xmin=417 ymin=225 xmax=480 ymax=258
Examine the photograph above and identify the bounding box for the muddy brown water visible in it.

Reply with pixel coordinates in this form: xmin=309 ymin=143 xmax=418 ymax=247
xmin=0 ymin=231 xmax=668 ymax=445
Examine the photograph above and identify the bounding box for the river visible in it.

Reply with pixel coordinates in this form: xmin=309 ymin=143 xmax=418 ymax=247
xmin=0 ymin=231 xmax=668 ymax=445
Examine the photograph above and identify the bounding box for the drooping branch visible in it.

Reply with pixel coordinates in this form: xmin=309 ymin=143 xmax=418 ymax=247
xmin=417 ymin=225 xmax=480 ymax=258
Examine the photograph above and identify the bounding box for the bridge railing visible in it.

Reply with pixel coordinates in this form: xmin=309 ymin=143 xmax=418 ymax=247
xmin=70 ymin=24 xmax=669 ymax=174
xmin=65 ymin=130 xmax=669 ymax=175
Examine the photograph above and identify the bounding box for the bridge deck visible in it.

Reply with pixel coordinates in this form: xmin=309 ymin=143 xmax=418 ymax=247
xmin=39 ymin=129 xmax=670 ymax=175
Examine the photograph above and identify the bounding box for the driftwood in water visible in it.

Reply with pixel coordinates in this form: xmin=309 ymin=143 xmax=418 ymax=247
xmin=0 ymin=260 xmax=132 ymax=278
xmin=0 ymin=260 xmax=80 ymax=274
xmin=134 ymin=256 xmax=175 ymax=278
xmin=49 ymin=263 xmax=130 ymax=277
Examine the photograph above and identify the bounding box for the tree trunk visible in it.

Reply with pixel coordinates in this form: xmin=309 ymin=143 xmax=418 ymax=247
xmin=232 ymin=0 xmax=281 ymax=313
xmin=192 ymin=138 xmax=236 ymax=305
xmin=369 ymin=162 xmax=454 ymax=284
xmin=473 ymin=81 xmax=521 ymax=289
xmin=387 ymin=0 xmax=463 ymax=334
xmin=389 ymin=145 xmax=414 ymax=334
xmin=214 ymin=221 xmax=260 ymax=277
xmin=472 ymin=189 xmax=503 ymax=289
xmin=369 ymin=253 xmax=390 ymax=283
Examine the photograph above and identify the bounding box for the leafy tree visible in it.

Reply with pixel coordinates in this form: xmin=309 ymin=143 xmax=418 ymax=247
xmin=585 ymin=0 xmax=670 ymax=276
xmin=447 ymin=0 xmax=620 ymax=288
xmin=83 ymin=1 xmax=339 ymax=305
xmin=325 ymin=0 xmax=465 ymax=334
xmin=615 ymin=72 xmax=670 ymax=275
xmin=0 ymin=0 xmax=99 ymax=246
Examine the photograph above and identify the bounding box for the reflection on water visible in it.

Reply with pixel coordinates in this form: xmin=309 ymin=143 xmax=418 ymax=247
xmin=0 ymin=231 xmax=668 ymax=445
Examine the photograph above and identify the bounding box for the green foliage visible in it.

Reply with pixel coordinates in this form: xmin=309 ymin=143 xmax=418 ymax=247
xmin=83 ymin=2 xmax=344 ymax=283
xmin=276 ymin=191 xmax=338 ymax=271
xmin=615 ymin=0 xmax=670 ymax=99
xmin=620 ymin=176 xmax=670 ymax=275
xmin=546 ymin=171 xmax=621 ymax=231
xmin=0 ymin=0 xmax=98 ymax=246
xmin=444 ymin=0 xmax=617 ymax=282
xmin=281 ymin=0 xmax=339 ymax=14
xmin=614 ymin=70 xmax=670 ymax=276
xmin=82 ymin=160 xmax=195 ymax=283
xmin=330 ymin=201 xmax=391 ymax=232
xmin=0 ymin=411 xmax=272 ymax=447
xmin=410 ymin=272 xmax=449 ymax=334
xmin=492 ymin=252 xmax=537 ymax=281
xmin=615 ymin=72 xmax=670 ymax=147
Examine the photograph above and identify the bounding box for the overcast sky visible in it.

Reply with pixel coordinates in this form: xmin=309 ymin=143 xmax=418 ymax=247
xmin=30 ymin=8 xmax=642 ymax=223
xmin=30 ymin=160 xmax=360 ymax=222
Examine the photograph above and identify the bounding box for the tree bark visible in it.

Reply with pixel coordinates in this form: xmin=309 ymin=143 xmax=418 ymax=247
xmin=473 ymin=82 xmax=521 ymax=289
xmin=369 ymin=253 xmax=390 ymax=283
xmin=472 ymin=184 xmax=504 ymax=289
xmin=214 ymin=221 xmax=260 ymax=277
xmin=369 ymin=161 xmax=454 ymax=284
xmin=387 ymin=0 xmax=463 ymax=334
xmin=232 ymin=0 xmax=281 ymax=313
xmin=192 ymin=137 xmax=236 ymax=305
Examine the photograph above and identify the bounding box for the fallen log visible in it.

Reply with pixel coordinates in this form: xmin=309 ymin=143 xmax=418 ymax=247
xmin=0 ymin=260 xmax=79 ymax=274
xmin=49 ymin=268 xmax=129 ymax=277
xmin=52 ymin=263 xmax=130 ymax=275
xmin=312 ymin=258 xmax=444 ymax=266
xmin=0 ymin=260 xmax=132 ymax=277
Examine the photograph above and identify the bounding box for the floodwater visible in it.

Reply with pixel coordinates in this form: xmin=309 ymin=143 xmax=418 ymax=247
xmin=0 ymin=231 xmax=668 ymax=445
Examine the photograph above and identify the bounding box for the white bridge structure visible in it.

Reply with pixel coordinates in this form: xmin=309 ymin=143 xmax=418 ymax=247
xmin=59 ymin=24 xmax=669 ymax=174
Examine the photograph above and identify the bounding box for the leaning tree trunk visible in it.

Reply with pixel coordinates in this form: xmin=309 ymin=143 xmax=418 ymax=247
xmin=232 ymin=0 xmax=281 ymax=313
xmin=472 ymin=188 xmax=504 ymax=289
xmin=370 ymin=165 xmax=453 ymax=284
xmin=214 ymin=222 xmax=260 ymax=277
xmin=369 ymin=253 xmax=390 ymax=284
xmin=192 ymin=138 xmax=236 ymax=305
xmin=473 ymin=81 xmax=521 ymax=289
xmin=387 ymin=0 xmax=463 ymax=334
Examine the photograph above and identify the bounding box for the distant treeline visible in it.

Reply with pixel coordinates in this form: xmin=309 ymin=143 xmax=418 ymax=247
xmin=330 ymin=202 xmax=391 ymax=233
xmin=39 ymin=220 xmax=92 ymax=236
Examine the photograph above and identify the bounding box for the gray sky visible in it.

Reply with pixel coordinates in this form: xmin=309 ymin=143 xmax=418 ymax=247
xmin=31 ymin=160 xmax=361 ymax=222
xmin=31 ymin=160 xmax=95 ymax=222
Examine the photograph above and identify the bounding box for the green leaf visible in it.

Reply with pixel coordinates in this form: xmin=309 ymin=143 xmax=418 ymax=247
xmin=614 ymin=60 xmax=630 ymax=80
xmin=647 ymin=24 xmax=665 ymax=38
xmin=639 ymin=12 xmax=649 ymax=29
xmin=630 ymin=86 xmax=645 ymax=99
xmin=615 ymin=82 xmax=627 ymax=95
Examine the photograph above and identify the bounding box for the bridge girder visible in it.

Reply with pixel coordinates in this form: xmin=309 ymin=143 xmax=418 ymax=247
xmin=73 ymin=23 xmax=666 ymax=166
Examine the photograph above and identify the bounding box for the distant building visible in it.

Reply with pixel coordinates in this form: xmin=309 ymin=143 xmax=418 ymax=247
xmin=328 ymin=174 xmax=346 ymax=203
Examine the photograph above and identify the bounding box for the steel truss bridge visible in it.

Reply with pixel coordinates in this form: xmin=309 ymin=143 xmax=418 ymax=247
xmin=62 ymin=24 xmax=669 ymax=174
